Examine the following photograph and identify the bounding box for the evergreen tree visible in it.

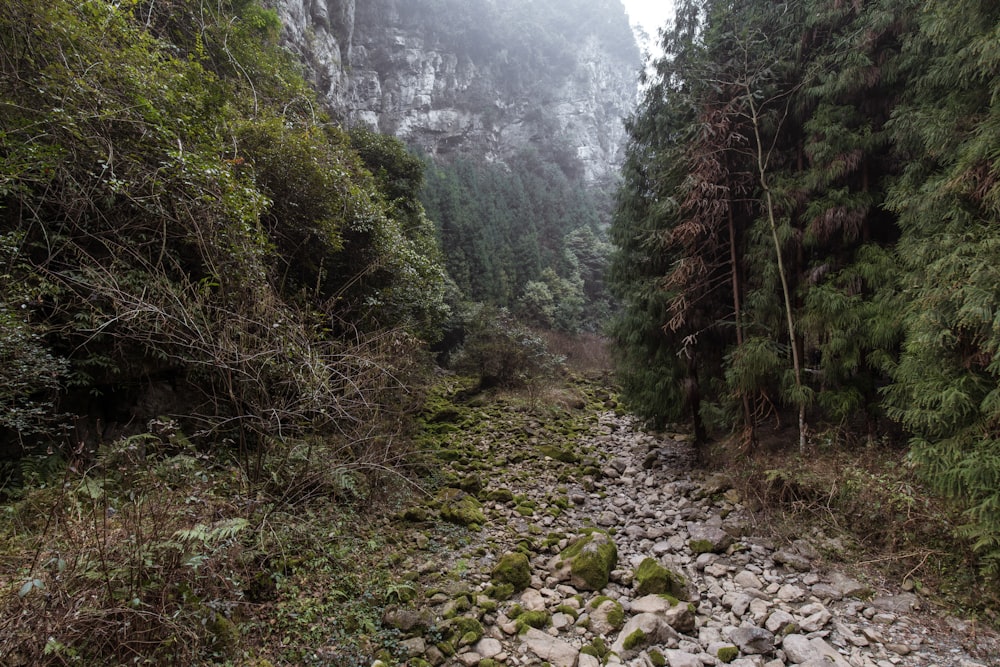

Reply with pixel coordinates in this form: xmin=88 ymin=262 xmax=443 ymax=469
xmin=884 ymin=0 xmax=1000 ymax=574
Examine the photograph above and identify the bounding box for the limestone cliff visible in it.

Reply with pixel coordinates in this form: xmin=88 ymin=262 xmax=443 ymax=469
xmin=273 ymin=0 xmax=640 ymax=183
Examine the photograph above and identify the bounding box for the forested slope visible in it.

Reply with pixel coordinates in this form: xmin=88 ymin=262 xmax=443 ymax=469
xmin=0 ymin=0 xmax=450 ymax=490
xmin=610 ymin=0 xmax=1000 ymax=574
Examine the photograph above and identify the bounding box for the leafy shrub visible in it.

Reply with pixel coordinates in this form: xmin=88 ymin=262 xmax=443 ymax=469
xmin=451 ymin=307 xmax=563 ymax=389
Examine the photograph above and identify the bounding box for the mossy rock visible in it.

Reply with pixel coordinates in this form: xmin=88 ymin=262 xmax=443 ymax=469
xmin=491 ymin=552 xmax=531 ymax=592
xmin=559 ymin=531 xmax=618 ymax=591
xmin=487 ymin=582 xmax=515 ymax=600
xmin=437 ymin=488 xmax=486 ymax=527
xmin=515 ymin=610 xmax=551 ymax=633
xmin=206 ymin=612 xmax=239 ymax=657
xmin=400 ymin=506 xmax=429 ymax=523
xmin=716 ymin=645 xmax=739 ymax=663
xmin=622 ymin=628 xmax=646 ymax=651
xmin=688 ymin=538 xmax=715 ymax=554
xmin=487 ymin=488 xmax=515 ymax=502
xmin=446 ymin=616 xmax=484 ymax=646
xmin=634 ymin=557 xmax=686 ymax=597
xmin=538 ymin=445 xmax=581 ymax=463
xmin=648 ymin=649 xmax=666 ymax=667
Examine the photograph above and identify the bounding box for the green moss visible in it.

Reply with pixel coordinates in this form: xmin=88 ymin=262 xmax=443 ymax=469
xmin=689 ymin=538 xmax=715 ymax=554
xmin=622 ymin=628 xmax=646 ymax=651
xmin=634 ymin=557 xmax=685 ymax=597
xmin=515 ymin=610 xmax=551 ymax=632
xmin=560 ymin=531 xmax=617 ymax=590
xmin=516 ymin=504 xmax=535 ymax=516
xmin=648 ymin=649 xmax=666 ymax=667
xmin=206 ymin=612 xmax=239 ymax=657
xmin=487 ymin=488 xmax=514 ymax=502
xmin=716 ymin=645 xmax=739 ymax=663
xmin=488 ymin=583 xmax=515 ymax=600
xmin=491 ymin=552 xmax=531 ymax=592
xmin=479 ymin=660 xmax=498 ymax=667
xmin=555 ymin=604 xmax=579 ymax=619
xmin=437 ymin=489 xmax=486 ymax=526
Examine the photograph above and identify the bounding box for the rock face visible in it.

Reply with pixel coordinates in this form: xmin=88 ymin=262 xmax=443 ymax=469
xmin=272 ymin=0 xmax=640 ymax=183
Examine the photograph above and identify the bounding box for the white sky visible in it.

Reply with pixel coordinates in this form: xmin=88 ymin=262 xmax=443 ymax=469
xmin=620 ymin=0 xmax=674 ymax=58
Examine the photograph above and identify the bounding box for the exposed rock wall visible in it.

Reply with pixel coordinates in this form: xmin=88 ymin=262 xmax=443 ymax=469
xmin=272 ymin=0 xmax=640 ymax=183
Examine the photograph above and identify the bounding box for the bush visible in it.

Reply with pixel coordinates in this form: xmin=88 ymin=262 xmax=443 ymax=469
xmin=451 ymin=307 xmax=563 ymax=389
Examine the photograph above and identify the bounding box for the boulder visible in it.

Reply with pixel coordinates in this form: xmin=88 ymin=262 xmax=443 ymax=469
xmin=558 ymin=531 xmax=618 ymax=591
xmin=521 ymin=627 xmax=579 ymax=667
xmin=611 ymin=613 xmax=679 ymax=658
xmin=491 ymin=552 xmax=531 ymax=592
xmin=729 ymin=626 xmax=774 ymax=654
xmin=633 ymin=557 xmax=687 ymax=598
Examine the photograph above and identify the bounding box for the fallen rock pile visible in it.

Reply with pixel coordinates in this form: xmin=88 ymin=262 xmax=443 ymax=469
xmin=383 ymin=409 xmax=997 ymax=667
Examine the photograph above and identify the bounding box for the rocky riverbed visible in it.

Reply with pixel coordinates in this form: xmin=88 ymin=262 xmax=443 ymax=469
xmin=379 ymin=399 xmax=998 ymax=667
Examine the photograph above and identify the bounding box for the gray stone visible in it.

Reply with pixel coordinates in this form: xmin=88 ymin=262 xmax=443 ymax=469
xmin=871 ymin=593 xmax=919 ymax=613
xmin=521 ymin=627 xmax=579 ymax=667
xmin=664 ymin=649 xmax=703 ymax=667
xmin=589 ymin=598 xmax=624 ymax=636
xmin=809 ymin=637 xmax=853 ymax=667
xmin=612 ymin=612 xmax=679 ymax=657
xmin=829 ymin=572 xmax=872 ymax=598
xmin=765 ymin=609 xmax=796 ymax=634
xmin=474 ymin=637 xmax=502 ymax=659
xmin=734 ymin=570 xmax=764 ymax=590
xmin=399 ymin=637 xmax=426 ymax=658
xmin=781 ymin=634 xmax=817 ymax=663
xmin=689 ymin=524 xmax=734 ymax=553
xmin=773 ymin=549 xmax=812 ymax=571
xmin=729 ymin=626 xmax=775 ymax=654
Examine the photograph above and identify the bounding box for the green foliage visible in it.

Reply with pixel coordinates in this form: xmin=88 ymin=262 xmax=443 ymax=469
xmin=451 ymin=307 xmax=563 ymax=389
xmin=420 ymin=152 xmax=612 ymax=333
xmin=0 ymin=0 xmax=447 ymax=465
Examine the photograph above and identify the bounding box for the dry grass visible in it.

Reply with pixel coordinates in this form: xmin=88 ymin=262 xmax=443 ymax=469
xmin=704 ymin=427 xmax=998 ymax=619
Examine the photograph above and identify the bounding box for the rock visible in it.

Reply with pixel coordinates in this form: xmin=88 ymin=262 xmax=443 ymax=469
xmin=558 ymin=531 xmax=618 ymax=591
xmin=634 ymin=557 xmax=687 ymax=598
xmin=772 ymin=549 xmax=811 ymax=571
xmin=776 ymin=583 xmax=806 ymax=602
xmin=799 ymin=607 xmax=832 ymax=632
xmin=589 ymin=597 xmax=625 ymax=635
xmin=399 ymin=637 xmax=426 ymax=657
xmin=579 ymin=652 xmax=602 ymax=667
xmin=871 ymin=593 xmax=920 ymax=613
xmin=456 ymin=651 xmax=481 ymax=666
xmin=764 ymin=609 xmax=796 ymax=634
xmin=809 ymin=637 xmax=853 ymax=667
xmin=474 ymin=637 xmax=502 ymax=659
xmin=729 ymin=626 xmax=774 ymax=654
xmin=829 ymin=573 xmax=872 ymax=598
xmin=734 ymin=570 xmax=763 ymax=590
xmin=611 ymin=613 xmax=679 ymax=658
xmin=492 ymin=552 xmax=531 ymax=592
xmin=382 ymin=607 xmax=431 ymax=632
xmin=781 ymin=634 xmax=817 ymax=663
xmin=664 ymin=649 xmax=703 ymax=667
xmin=688 ymin=524 xmax=734 ymax=554
xmin=437 ymin=489 xmax=485 ymax=527
xmin=522 ymin=628 xmax=579 ymax=667
xmin=520 ymin=588 xmax=547 ymax=612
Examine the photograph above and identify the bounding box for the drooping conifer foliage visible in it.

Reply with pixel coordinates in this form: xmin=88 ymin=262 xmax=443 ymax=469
xmin=610 ymin=0 xmax=1000 ymax=572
